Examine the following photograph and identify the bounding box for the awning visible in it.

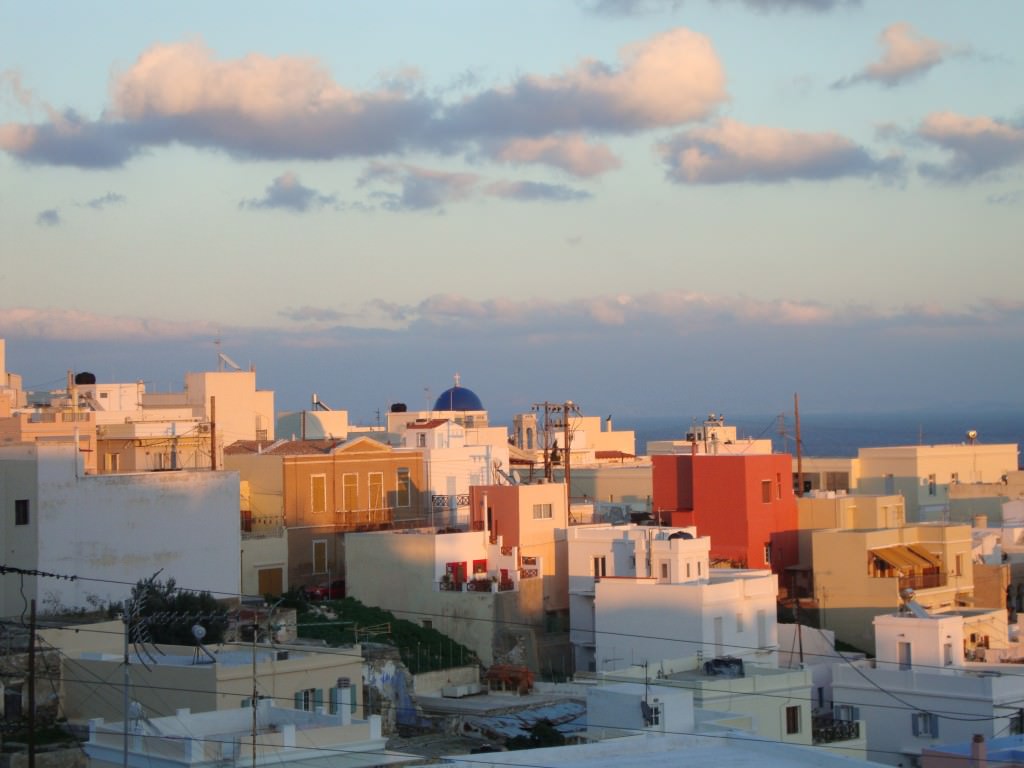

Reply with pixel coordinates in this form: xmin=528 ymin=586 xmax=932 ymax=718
xmin=871 ymin=543 xmax=941 ymax=570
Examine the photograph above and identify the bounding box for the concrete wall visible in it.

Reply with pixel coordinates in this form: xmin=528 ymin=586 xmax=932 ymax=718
xmin=60 ymin=643 xmax=363 ymax=722
xmin=1 ymin=442 xmax=240 ymax=615
xmin=595 ymin=570 xmax=778 ymax=671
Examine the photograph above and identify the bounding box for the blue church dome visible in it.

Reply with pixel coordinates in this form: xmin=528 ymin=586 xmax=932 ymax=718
xmin=433 ymin=374 xmax=484 ymax=412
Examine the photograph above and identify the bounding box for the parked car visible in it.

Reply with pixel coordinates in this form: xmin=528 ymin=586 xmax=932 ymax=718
xmin=303 ymin=579 xmax=345 ymax=601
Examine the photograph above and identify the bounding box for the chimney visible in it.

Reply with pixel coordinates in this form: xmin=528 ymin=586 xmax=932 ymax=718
xmin=971 ymin=733 xmax=986 ymax=768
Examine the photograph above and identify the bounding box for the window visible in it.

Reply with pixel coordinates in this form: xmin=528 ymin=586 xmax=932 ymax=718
xmin=369 ymin=472 xmax=383 ymax=510
xmin=834 ymin=704 xmax=859 ymax=722
xmin=944 ymin=643 xmax=953 ymax=666
xmin=593 ymin=556 xmax=606 ymax=578
xmin=105 ymin=453 xmax=119 ymax=472
xmin=660 ymin=562 xmax=669 ymax=580
xmin=295 ymin=688 xmax=323 ymax=712
xmin=776 ymin=473 xmax=782 ymax=500
xmin=951 ymin=472 xmax=959 ymax=484
xmin=15 ymin=499 xmax=29 ymax=526
xmin=396 ymin=468 xmax=410 ymax=507
xmin=928 ymin=474 xmax=937 ymax=496
xmin=422 ymin=619 xmax=432 ymax=630
xmin=954 ymin=554 xmax=964 ymax=577
xmin=884 ymin=473 xmax=895 ymax=494
xmin=785 ymin=705 xmax=801 ymax=735
xmin=761 ymin=480 xmax=772 ymax=503
xmin=311 ymin=474 xmax=326 ymax=514
xmin=697 ymin=561 xmax=702 ymax=577
xmin=329 ymin=683 xmax=355 ymax=715
xmin=416 ymin=432 xmax=426 ymax=448
xmin=532 ymin=503 xmax=553 ymax=519
xmin=898 ymin=641 xmax=912 ymax=671
xmin=313 ymin=540 xmax=328 ymax=574
xmin=1010 ymin=711 xmax=1024 ymax=735
xmin=912 ymin=712 xmax=938 ymax=738
xmin=343 ymin=474 xmax=357 ymax=512
xmin=763 ymin=544 xmax=772 ymax=565
xmin=686 ymin=562 xmax=691 ymax=578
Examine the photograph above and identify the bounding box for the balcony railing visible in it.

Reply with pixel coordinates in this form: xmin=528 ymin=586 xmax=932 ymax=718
xmin=432 ymin=494 xmax=470 ymax=509
xmin=438 ymin=577 xmax=518 ymax=593
xmin=812 ymin=717 xmax=860 ymax=745
xmin=899 ymin=570 xmax=945 ymax=591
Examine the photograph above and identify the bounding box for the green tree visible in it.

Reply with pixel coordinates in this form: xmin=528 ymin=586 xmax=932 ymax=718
xmin=112 ymin=577 xmax=227 ymax=645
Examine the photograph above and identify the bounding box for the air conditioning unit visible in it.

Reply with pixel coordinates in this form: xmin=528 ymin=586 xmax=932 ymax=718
xmin=198 ymin=424 xmax=211 ymax=433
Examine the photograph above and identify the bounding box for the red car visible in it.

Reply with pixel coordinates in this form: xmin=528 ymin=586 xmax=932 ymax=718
xmin=303 ymin=579 xmax=345 ymax=601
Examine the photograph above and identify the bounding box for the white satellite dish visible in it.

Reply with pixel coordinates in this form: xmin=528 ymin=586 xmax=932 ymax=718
xmin=191 ymin=624 xmax=207 ymax=641
xmin=512 ymin=470 xmax=522 ymax=485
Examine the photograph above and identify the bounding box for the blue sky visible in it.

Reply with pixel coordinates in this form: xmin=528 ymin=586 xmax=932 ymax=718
xmin=2 ymin=1 xmax=1023 ymax=421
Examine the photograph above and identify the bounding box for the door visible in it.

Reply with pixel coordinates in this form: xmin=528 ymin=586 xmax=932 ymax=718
xmin=258 ymin=567 xmax=283 ymax=596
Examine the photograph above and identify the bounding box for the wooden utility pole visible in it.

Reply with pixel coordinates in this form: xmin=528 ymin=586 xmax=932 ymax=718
xmin=28 ymin=599 xmax=36 ymax=768
xmin=210 ymin=396 xmax=217 ymax=471
xmin=563 ymin=401 xmax=573 ymax=504
xmin=794 ymin=393 xmax=803 ymax=497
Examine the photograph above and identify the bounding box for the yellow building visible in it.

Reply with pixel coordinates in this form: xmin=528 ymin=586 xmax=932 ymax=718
xmin=800 ymin=442 xmax=1019 ymax=522
xmin=225 ymin=436 xmax=427 ymax=594
xmin=810 ymin=523 xmax=975 ymax=654
xmin=41 ymin=620 xmax=364 ymax=724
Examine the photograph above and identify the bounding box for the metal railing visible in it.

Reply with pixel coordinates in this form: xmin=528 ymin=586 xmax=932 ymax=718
xmin=812 ymin=717 xmax=860 ymax=744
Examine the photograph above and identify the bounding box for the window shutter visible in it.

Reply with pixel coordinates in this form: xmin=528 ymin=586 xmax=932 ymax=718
xmin=930 ymin=715 xmax=939 ymax=737
xmin=350 ymin=684 xmax=357 ymax=713
xmin=314 ymin=689 xmax=324 ymax=711
xmin=329 ymin=687 xmax=340 ymax=715
xmin=294 ymin=692 xmax=303 ymax=710
xmin=912 ymin=714 xmax=920 ymax=736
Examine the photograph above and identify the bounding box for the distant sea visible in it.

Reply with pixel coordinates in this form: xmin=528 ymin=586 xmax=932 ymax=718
xmin=615 ymin=410 xmax=1024 ymax=462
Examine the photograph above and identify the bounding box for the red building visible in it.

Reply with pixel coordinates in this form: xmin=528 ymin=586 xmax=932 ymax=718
xmin=652 ymin=453 xmax=798 ymax=577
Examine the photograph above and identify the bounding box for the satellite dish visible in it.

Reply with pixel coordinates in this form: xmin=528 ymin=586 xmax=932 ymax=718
xmin=191 ymin=624 xmax=207 ymax=641
xmin=218 ymin=352 xmax=242 ymax=371
xmin=512 ymin=470 xmax=522 ymax=485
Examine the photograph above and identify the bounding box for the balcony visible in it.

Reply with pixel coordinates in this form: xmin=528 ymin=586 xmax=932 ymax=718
xmin=438 ymin=575 xmax=519 ymax=593
xmin=241 ymin=513 xmax=285 ymax=539
xmin=812 ymin=717 xmax=861 ymax=745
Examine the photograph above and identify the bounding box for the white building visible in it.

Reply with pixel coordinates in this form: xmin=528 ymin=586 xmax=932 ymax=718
xmin=646 ymin=414 xmax=774 ymax=456
xmin=84 ymin=700 xmax=416 ymax=768
xmin=833 ymin=605 xmax=1024 ymax=766
xmin=0 ymin=440 xmax=239 ymax=615
xmin=567 ymin=524 xmax=778 ymax=673
xmin=398 ymin=418 xmax=506 ymax=529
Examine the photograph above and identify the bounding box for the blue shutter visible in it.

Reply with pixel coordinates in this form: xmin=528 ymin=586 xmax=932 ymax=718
xmin=314 ymin=689 xmax=324 ymax=711
xmin=294 ymin=692 xmax=303 ymax=710
xmin=329 ymin=687 xmax=340 ymax=715
xmin=350 ymin=684 xmax=357 ymax=714
xmin=912 ymin=714 xmax=920 ymax=736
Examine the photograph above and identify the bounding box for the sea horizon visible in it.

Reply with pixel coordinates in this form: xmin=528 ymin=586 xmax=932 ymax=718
xmin=612 ymin=408 xmax=1024 ymax=461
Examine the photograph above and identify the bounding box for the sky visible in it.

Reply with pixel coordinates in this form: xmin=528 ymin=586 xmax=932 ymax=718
xmin=2 ymin=1 xmax=1023 ymax=424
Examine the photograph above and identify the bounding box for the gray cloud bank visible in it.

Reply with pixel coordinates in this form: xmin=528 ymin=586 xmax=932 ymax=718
xmin=2 ymin=294 xmax=1020 ymax=418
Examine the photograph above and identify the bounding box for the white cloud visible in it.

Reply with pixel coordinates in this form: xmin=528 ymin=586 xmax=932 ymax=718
xmin=916 ymin=112 xmax=1024 ymax=182
xmin=834 ymin=23 xmax=955 ymax=89
xmin=658 ymin=118 xmax=901 ymax=183
xmin=0 ymin=307 xmax=219 ymax=340
xmin=241 ymin=172 xmax=338 ymax=212
xmin=488 ymin=134 xmax=621 ymax=177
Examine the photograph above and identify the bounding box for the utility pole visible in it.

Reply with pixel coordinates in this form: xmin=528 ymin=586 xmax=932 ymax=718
xmin=28 ymin=600 xmax=36 ymax=768
xmin=794 ymin=393 xmax=803 ymax=497
xmin=210 ymin=396 xmax=217 ymax=471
